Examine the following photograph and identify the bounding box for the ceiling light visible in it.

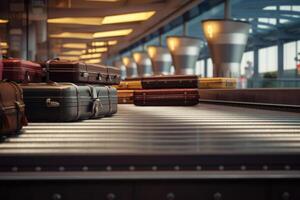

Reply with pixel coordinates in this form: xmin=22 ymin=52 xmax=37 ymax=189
xmin=93 ymin=29 xmax=132 ymax=38
xmin=80 ymin=53 xmax=102 ymax=59
xmin=0 ymin=42 xmax=8 ymax=48
xmin=87 ymin=47 xmax=107 ymax=53
xmin=48 ymin=17 xmax=103 ymax=25
xmin=59 ymin=56 xmax=80 ymax=61
xmin=0 ymin=19 xmax=8 ymax=24
xmin=1 ymin=49 xmax=7 ymax=54
xmin=62 ymin=43 xmax=87 ymax=49
xmin=85 ymin=58 xmax=102 ymax=64
xmin=102 ymin=11 xmax=155 ymax=24
xmin=61 ymin=50 xmax=83 ymax=55
xmin=86 ymin=0 xmax=120 ymax=2
xmin=92 ymin=40 xmax=118 ymax=47
xmin=50 ymin=32 xmax=93 ymax=39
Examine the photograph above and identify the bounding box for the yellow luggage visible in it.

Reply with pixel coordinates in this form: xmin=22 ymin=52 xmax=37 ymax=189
xmin=114 ymin=80 xmax=142 ymax=90
xmin=117 ymin=90 xmax=134 ymax=104
xmin=199 ymin=78 xmax=237 ymax=89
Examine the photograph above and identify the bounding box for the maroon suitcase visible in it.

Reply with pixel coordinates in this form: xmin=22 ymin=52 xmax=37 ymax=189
xmin=134 ymin=88 xmax=200 ymax=106
xmin=3 ymin=58 xmax=43 ymax=83
xmin=44 ymin=59 xmax=109 ymax=84
xmin=107 ymin=66 xmax=121 ymax=85
xmin=0 ymin=60 xmax=3 ymax=80
xmin=141 ymin=75 xmax=199 ymax=89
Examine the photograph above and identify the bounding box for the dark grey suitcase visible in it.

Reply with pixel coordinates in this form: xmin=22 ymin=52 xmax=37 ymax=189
xmin=20 ymin=83 xmax=102 ymax=122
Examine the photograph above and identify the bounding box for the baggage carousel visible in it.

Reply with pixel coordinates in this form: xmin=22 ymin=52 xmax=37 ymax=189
xmin=0 ymin=104 xmax=300 ymax=200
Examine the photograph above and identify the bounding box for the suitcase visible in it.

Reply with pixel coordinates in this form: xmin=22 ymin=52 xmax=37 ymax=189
xmin=3 ymin=58 xmax=43 ymax=83
xmin=0 ymin=81 xmax=28 ymax=135
xmin=141 ymin=75 xmax=199 ymax=89
xmin=114 ymin=80 xmax=142 ymax=90
xmin=107 ymin=66 xmax=121 ymax=85
xmin=0 ymin=60 xmax=3 ymax=80
xmin=20 ymin=83 xmax=112 ymax=122
xmin=117 ymin=90 xmax=134 ymax=104
xmin=199 ymin=78 xmax=237 ymax=89
xmin=134 ymin=88 xmax=199 ymax=106
xmin=44 ymin=59 xmax=109 ymax=84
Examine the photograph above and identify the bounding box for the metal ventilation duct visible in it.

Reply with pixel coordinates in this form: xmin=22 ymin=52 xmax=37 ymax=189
xmin=122 ymin=56 xmax=138 ymax=78
xmin=132 ymin=51 xmax=153 ymax=77
xmin=202 ymin=19 xmax=250 ymax=77
xmin=147 ymin=46 xmax=172 ymax=76
xmin=166 ymin=36 xmax=203 ymax=75
xmin=114 ymin=60 xmax=126 ymax=80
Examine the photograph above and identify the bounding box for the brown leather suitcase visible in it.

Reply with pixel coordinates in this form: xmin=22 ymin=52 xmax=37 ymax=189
xmin=141 ymin=75 xmax=199 ymax=89
xmin=0 ymin=81 xmax=28 ymax=135
xmin=107 ymin=66 xmax=121 ymax=85
xmin=3 ymin=58 xmax=43 ymax=83
xmin=44 ymin=59 xmax=109 ymax=84
xmin=118 ymin=90 xmax=134 ymax=104
xmin=134 ymin=88 xmax=199 ymax=106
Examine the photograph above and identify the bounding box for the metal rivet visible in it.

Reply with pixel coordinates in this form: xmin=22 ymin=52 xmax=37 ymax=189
xmin=214 ymin=192 xmax=222 ymax=200
xmin=52 ymin=193 xmax=62 ymax=200
xmin=11 ymin=166 xmax=18 ymax=172
xmin=166 ymin=192 xmax=175 ymax=200
xmin=282 ymin=192 xmax=290 ymax=200
xmin=106 ymin=166 xmax=112 ymax=171
xmin=35 ymin=166 xmax=42 ymax=172
xmin=106 ymin=193 xmax=116 ymax=200
xmin=129 ymin=166 xmax=135 ymax=171
xmin=196 ymin=165 xmax=202 ymax=171
xmin=219 ymin=165 xmax=224 ymax=171
xmin=152 ymin=166 xmax=158 ymax=171
xmin=284 ymin=165 xmax=291 ymax=170
xmin=263 ymin=165 xmax=268 ymax=170
xmin=82 ymin=166 xmax=89 ymax=171
xmin=59 ymin=166 xmax=65 ymax=172
xmin=174 ymin=166 xmax=180 ymax=171
xmin=241 ymin=165 xmax=247 ymax=171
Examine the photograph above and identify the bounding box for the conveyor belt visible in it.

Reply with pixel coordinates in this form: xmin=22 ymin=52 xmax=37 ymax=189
xmin=0 ymin=104 xmax=300 ymax=179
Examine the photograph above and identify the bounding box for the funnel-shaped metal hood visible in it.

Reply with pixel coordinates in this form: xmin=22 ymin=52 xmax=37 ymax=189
xmin=147 ymin=46 xmax=172 ymax=76
xmin=166 ymin=36 xmax=203 ymax=75
xmin=132 ymin=51 xmax=153 ymax=77
xmin=114 ymin=60 xmax=126 ymax=80
xmin=122 ymin=56 xmax=138 ymax=78
xmin=202 ymin=19 xmax=250 ymax=77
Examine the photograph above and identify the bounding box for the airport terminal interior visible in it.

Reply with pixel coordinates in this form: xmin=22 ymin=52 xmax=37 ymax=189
xmin=0 ymin=0 xmax=300 ymax=199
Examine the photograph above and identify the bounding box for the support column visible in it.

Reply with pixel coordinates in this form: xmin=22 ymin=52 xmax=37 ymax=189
xmin=253 ymin=46 xmax=259 ymax=78
xmin=204 ymin=58 xmax=208 ymax=77
xmin=277 ymin=39 xmax=284 ymax=78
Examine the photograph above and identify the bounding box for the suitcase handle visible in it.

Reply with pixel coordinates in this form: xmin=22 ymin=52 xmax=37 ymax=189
xmin=97 ymin=73 xmax=102 ymax=80
xmin=46 ymin=98 xmax=60 ymax=108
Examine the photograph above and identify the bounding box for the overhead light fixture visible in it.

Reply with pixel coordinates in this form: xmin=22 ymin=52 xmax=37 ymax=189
xmin=80 ymin=53 xmax=102 ymax=59
xmin=92 ymin=40 xmax=118 ymax=47
xmin=87 ymin=47 xmax=108 ymax=53
xmin=62 ymin=43 xmax=87 ymax=49
xmin=0 ymin=42 xmax=8 ymax=48
xmin=0 ymin=19 xmax=8 ymax=24
xmin=102 ymin=11 xmax=155 ymax=24
xmin=1 ymin=49 xmax=7 ymax=54
xmin=85 ymin=58 xmax=102 ymax=64
xmin=86 ymin=0 xmax=119 ymax=2
xmin=50 ymin=32 xmax=93 ymax=39
xmin=61 ymin=50 xmax=83 ymax=56
xmin=59 ymin=56 xmax=80 ymax=61
xmin=93 ymin=29 xmax=132 ymax=38
xmin=48 ymin=17 xmax=103 ymax=25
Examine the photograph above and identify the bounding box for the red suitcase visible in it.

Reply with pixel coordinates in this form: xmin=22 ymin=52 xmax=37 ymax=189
xmin=3 ymin=58 xmax=43 ymax=83
xmin=141 ymin=75 xmax=199 ymax=89
xmin=44 ymin=59 xmax=109 ymax=84
xmin=134 ymin=88 xmax=199 ymax=106
xmin=0 ymin=60 xmax=3 ymax=80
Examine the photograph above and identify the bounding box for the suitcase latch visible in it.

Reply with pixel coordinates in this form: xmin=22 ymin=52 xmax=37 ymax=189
xmin=82 ymin=72 xmax=89 ymax=78
xmin=97 ymin=74 xmax=102 ymax=80
xmin=46 ymin=98 xmax=60 ymax=108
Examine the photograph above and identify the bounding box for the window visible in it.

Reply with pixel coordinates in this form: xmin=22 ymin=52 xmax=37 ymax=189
xmin=241 ymin=51 xmax=254 ymax=76
xmin=284 ymin=41 xmax=297 ymax=70
xmin=207 ymin=58 xmax=213 ymax=77
xmin=259 ymin=45 xmax=278 ymax=73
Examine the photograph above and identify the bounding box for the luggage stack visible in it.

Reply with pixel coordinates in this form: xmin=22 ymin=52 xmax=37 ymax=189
xmin=133 ymin=75 xmax=200 ymax=106
xmin=114 ymin=78 xmax=142 ymax=104
xmin=0 ymin=58 xmax=120 ymax=135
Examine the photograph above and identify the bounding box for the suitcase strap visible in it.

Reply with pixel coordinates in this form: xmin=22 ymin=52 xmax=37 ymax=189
xmin=88 ymin=85 xmax=103 ymax=117
xmin=72 ymin=84 xmax=81 ymax=120
xmin=106 ymin=87 xmax=112 ymax=114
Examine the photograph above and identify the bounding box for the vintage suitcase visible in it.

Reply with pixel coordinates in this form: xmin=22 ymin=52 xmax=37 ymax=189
xmin=0 ymin=81 xmax=28 ymax=135
xmin=44 ymin=59 xmax=109 ymax=84
xmin=141 ymin=75 xmax=199 ymax=89
xmin=0 ymin=60 xmax=3 ymax=80
xmin=199 ymin=78 xmax=237 ymax=89
xmin=117 ymin=90 xmax=134 ymax=104
xmin=107 ymin=66 xmax=121 ymax=85
xmin=134 ymin=88 xmax=199 ymax=106
xmin=20 ymin=83 xmax=109 ymax=122
xmin=3 ymin=58 xmax=43 ymax=82
xmin=114 ymin=80 xmax=142 ymax=90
